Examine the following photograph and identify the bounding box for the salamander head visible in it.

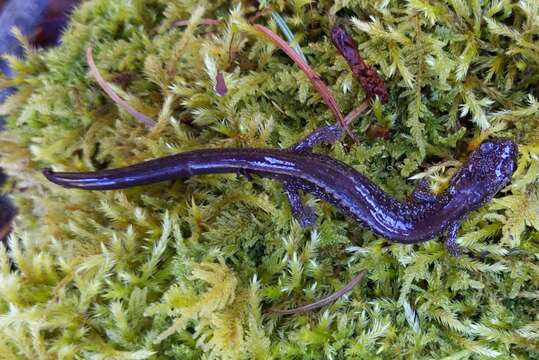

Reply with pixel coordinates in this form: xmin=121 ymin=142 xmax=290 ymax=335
xmin=446 ymin=138 xmax=518 ymax=211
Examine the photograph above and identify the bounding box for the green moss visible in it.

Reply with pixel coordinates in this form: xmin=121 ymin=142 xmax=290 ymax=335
xmin=0 ymin=0 xmax=538 ymax=358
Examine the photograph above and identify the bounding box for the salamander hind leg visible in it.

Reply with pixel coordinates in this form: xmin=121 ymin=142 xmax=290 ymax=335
xmin=282 ymin=179 xmax=317 ymax=227
xmin=445 ymin=221 xmax=462 ymax=256
xmin=240 ymin=171 xmax=317 ymax=227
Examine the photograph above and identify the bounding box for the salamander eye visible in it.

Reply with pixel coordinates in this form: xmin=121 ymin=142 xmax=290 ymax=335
xmin=480 ymin=141 xmax=495 ymax=152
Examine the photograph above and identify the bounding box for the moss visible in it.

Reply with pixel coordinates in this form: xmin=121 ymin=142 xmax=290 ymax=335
xmin=0 ymin=0 xmax=538 ymax=358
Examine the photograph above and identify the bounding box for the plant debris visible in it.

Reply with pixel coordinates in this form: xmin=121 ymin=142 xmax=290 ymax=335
xmin=331 ymin=25 xmax=388 ymax=102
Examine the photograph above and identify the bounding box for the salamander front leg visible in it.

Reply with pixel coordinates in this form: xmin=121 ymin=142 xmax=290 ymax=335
xmin=412 ymin=179 xmax=437 ymax=203
xmin=236 ymin=169 xmax=253 ymax=181
xmin=282 ymin=180 xmax=317 ymax=227
xmin=445 ymin=221 xmax=462 ymax=256
xmin=290 ymin=124 xmax=344 ymax=152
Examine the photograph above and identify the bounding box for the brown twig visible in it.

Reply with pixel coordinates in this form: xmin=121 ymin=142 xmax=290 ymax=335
xmin=343 ymin=98 xmax=370 ymax=125
xmin=331 ymin=26 xmax=388 ymax=102
xmin=86 ymin=47 xmax=155 ymax=128
xmin=271 ymin=271 xmax=365 ymax=316
xmin=253 ymin=24 xmax=357 ymax=142
xmin=172 ymin=18 xmax=221 ymax=27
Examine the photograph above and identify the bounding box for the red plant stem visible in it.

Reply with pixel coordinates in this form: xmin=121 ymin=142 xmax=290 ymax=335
xmin=86 ymin=47 xmax=155 ymax=128
xmin=272 ymin=271 xmax=365 ymax=315
xmin=253 ymin=24 xmax=357 ymax=141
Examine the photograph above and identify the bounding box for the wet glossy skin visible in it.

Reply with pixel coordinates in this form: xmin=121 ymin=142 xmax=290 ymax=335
xmin=43 ymin=126 xmax=518 ymax=255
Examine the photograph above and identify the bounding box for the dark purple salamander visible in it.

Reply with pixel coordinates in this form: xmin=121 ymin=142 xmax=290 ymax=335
xmin=43 ymin=125 xmax=518 ymax=255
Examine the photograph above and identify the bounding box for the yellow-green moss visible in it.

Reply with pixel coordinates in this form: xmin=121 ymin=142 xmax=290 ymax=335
xmin=0 ymin=0 xmax=538 ymax=358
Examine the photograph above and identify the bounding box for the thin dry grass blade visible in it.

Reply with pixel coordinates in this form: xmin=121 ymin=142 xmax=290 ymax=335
xmin=272 ymin=271 xmax=365 ymax=315
xmin=86 ymin=47 xmax=155 ymax=128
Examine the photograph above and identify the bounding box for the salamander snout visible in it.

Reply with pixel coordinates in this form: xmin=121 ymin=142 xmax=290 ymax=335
xmin=477 ymin=138 xmax=518 ymax=188
xmin=447 ymin=138 xmax=518 ymax=210
xmin=479 ymin=138 xmax=518 ymax=180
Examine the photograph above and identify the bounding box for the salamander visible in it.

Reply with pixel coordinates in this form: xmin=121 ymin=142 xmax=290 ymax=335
xmin=43 ymin=125 xmax=518 ymax=255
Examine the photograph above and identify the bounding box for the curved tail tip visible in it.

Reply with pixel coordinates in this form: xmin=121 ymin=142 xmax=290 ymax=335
xmin=42 ymin=167 xmax=54 ymax=179
xmin=42 ymin=168 xmax=63 ymax=186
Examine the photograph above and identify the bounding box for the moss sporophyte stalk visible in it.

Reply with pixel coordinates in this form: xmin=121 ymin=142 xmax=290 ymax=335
xmin=0 ymin=1 xmax=538 ymax=358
